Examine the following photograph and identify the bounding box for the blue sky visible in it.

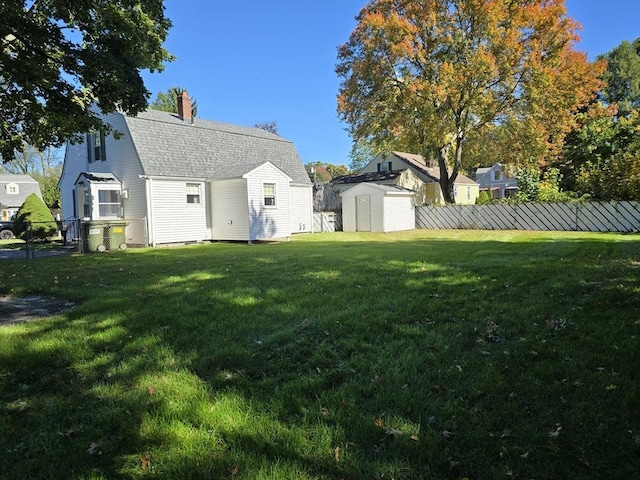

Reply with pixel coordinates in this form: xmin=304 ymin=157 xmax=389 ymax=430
xmin=142 ymin=0 xmax=640 ymax=168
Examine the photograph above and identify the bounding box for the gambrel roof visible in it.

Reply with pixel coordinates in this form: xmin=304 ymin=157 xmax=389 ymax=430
xmin=123 ymin=109 xmax=310 ymax=185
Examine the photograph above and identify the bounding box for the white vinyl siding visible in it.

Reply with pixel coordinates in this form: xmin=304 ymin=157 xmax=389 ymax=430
xmin=149 ymin=179 xmax=208 ymax=244
xmin=211 ymin=178 xmax=249 ymax=241
xmin=60 ymin=111 xmax=148 ymax=245
xmin=289 ymin=184 xmax=313 ymax=233
xmin=246 ymin=163 xmax=291 ymax=241
xmin=383 ymin=195 xmax=415 ymax=231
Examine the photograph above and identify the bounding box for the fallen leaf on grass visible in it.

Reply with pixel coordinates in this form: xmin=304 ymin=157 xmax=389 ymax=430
xmin=87 ymin=442 xmax=101 ymax=455
xmin=334 ymin=446 xmax=340 ymax=462
xmin=441 ymin=430 xmax=455 ymax=440
xmin=410 ymin=434 xmax=420 ymax=442
xmin=548 ymin=424 xmax=562 ymax=438
xmin=373 ymin=417 xmax=385 ymax=428
xmin=141 ymin=454 xmax=150 ymax=470
xmin=229 ymin=465 xmax=239 ymax=475
xmin=147 ymin=385 xmax=156 ymax=395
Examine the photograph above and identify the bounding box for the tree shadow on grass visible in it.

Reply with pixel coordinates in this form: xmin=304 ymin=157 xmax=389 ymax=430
xmin=0 ymin=235 xmax=639 ymax=479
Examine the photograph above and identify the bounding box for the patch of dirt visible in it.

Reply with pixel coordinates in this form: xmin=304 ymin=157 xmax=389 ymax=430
xmin=0 ymin=295 xmax=75 ymax=326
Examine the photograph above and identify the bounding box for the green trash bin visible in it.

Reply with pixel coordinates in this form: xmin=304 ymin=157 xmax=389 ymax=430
xmin=82 ymin=221 xmax=107 ymax=252
xmin=105 ymin=221 xmax=128 ymax=250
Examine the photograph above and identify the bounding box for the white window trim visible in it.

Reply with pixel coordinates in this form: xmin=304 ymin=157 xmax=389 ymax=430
xmin=263 ymin=182 xmax=277 ymax=208
xmin=186 ymin=182 xmax=202 ymax=206
xmin=97 ymin=188 xmax=122 ymax=219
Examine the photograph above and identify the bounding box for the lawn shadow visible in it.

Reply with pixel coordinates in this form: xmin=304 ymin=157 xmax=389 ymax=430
xmin=1 ymin=233 xmax=638 ymax=478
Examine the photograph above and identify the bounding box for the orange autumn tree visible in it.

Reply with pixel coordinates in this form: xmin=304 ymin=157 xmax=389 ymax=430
xmin=336 ymin=0 xmax=604 ymax=203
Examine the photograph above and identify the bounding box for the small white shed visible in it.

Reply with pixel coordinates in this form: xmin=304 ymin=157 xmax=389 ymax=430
xmin=340 ymin=183 xmax=415 ymax=233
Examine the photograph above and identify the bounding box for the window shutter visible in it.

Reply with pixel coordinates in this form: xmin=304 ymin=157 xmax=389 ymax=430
xmin=86 ymin=134 xmax=92 ymax=163
xmin=99 ymin=132 xmax=106 ymax=161
xmin=388 ymin=162 xmax=392 ymax=171
xmin=377 ymin=163 xmax=381 ymax=172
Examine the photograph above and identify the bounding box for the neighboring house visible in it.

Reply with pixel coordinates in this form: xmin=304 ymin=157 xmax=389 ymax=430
xmin=475 ymin=163 xmax=518 ymax=199
xmin=330 ymin=169 xmax=426 ymax=206
xmin=360 ymin=151 xmax=480 ymax=205
xmin=60 ymin=97 xmax=313 ymax=245
xmin=0 ymin=174 xmax=44 ymax=221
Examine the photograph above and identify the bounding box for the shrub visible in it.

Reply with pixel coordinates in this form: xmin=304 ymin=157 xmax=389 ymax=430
xmin=13 ymin=193 xmax=58 ymax=240
xmin=476 ymin=190 xmax=493 ymax=204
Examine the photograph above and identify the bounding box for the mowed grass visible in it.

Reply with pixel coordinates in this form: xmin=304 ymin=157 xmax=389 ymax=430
xmin=0 ymin=230 xmax=638 ymax=479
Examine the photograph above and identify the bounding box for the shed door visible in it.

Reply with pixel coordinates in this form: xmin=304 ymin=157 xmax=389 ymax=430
xmin=356 ymin=195 xmax=371 ymax=232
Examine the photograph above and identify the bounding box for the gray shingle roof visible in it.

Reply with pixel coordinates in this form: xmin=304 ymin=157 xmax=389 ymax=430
xmin=0 ymin=174 xmax=42 ymax=208
xmin=124 ymin=110 xmax=310 ymax=185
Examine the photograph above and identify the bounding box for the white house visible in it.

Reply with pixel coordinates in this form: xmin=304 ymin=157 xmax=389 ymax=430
xmin=60 ymin=95 xmax=313 ymax=245
xmin=340 ymin=183 xmax=415 ymax=233
xmin=0 ymin=174 xmax=44 ymax=221
xmin=475 ymin=163 xmax=518 ymax=199
xmin=360 ymin=151 xmax=480 ymax=205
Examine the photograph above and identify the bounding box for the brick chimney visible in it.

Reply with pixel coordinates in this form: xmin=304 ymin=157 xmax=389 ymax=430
xmin=177 ymin=91 xmax=192 ymax=122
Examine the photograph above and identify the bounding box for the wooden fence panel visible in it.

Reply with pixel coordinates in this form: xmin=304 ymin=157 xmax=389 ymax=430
xmin=416 ymin=201 xmax=640 ymax=233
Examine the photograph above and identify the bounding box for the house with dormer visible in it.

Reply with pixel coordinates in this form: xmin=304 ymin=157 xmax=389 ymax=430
xmin=0 ymin=174 xmax=44 ymax=221
xmin=59 ymin=94 xmax=313 ymax=245
xmin=474 ymin=163 xmax=518 ymax=199
xmin=359 ymin=151 xmax=480 ymax=205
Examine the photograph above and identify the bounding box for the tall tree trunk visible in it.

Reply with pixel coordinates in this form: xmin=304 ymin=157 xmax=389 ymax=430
xmin=437 ymin=143 xmax=455 ymax=204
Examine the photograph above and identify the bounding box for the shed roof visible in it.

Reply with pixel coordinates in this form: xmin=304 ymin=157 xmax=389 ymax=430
xmin=123 ymin=109 xmax=310 ymax=185
xmin=340 ymin=182 xmax=415 ymax=197
xmin=331 ymin=170 xmax=404 ymax=185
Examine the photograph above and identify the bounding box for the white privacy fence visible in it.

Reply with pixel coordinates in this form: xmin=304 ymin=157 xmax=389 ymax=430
xmin=416 ymin=201 xmax=640 ymax=233
xmin=313 ymin=212 xmax=342 ymax=232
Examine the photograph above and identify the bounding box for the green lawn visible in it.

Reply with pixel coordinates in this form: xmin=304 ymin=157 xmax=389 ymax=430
xmin=0 ymin=230 xmax=638 ymax=479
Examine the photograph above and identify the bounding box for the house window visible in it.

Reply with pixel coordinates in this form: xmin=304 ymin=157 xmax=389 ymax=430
xmin=6 ymin=183 xmax=19 ymax=194
xmin=98 ymin=189 xmax=121 ymax=217
xmin=467 ymin=187 xmax=471 ymax=201
xmin=186 ymin=183 xmax=201 ymax=204
xmin=263 ymin=183 xmax=276 ymax=206
xmin=87 ymin=132 xmax=106 ymax=163
xmin=494 ymin=170 xmax=503 ymax=181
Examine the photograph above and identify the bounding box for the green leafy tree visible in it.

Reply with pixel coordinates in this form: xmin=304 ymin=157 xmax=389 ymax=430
xmin=1 ymin=0 xmax=173 ymax=162
xmin=537 ymin=168 xmax=575 ymax=202
xmin=560 ymin=38 xmax=640 ymax=199
xmin=13 ymin=193 xmax=57 ymax=240
xmin=598 ymin=38 xmax=640 ymax=117
xmin=476 ymin=190 xmax=492 ymax=205
xmin=336 ymin=0 xmax=604 ymax=203
xmin=573 ymin=110 xmax=640 ymax=200
xmin=515 ymin=167 xmax=540 ymax=202
xmin=253 ymin=121 xmax=279 ymax=135
xmin=151 ymin=86 xmax=198 ymax=117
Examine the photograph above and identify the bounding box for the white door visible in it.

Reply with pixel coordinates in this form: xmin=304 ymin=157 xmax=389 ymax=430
xmin=356 ymin=195 xmax=371 ymax=232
